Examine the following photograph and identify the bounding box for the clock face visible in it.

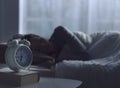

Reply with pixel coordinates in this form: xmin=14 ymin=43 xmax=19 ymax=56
xmin=15 ymin=46 xmax=32 ymax=67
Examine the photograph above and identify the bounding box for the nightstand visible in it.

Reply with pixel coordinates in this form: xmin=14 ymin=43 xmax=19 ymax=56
xmin=0 ymin=77 xmax=82 ymax=88
xmin=0 ymin=64 xmax=82 ymax=88
xmin=29 ymin=65 xmax=55 ymax=77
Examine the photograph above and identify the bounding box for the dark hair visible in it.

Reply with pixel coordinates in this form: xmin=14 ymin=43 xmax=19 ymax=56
xmin=12 ymin=34 xmax=24 ymax=39
xmin=24 ymin=34 xmax=41 ymax=41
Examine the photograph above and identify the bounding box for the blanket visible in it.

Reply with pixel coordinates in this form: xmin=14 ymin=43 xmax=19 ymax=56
xmin=51 ymin=26 xmax=120 ymax=88
xmin=55 ymin=52 xmax=120 ymax=88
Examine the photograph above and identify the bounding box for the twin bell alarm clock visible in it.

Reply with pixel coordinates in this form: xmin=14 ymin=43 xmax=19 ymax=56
xmin=5 ymin=39 xmax=33 ymax=72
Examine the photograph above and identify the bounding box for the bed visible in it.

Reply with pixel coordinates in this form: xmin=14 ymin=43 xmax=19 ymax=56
xmin=51 ymin=26 xmax=120 ymax=88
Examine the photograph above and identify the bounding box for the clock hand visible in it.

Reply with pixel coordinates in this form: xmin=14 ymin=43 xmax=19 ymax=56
xmin=20 ymin=56 xmax=22 ymax=61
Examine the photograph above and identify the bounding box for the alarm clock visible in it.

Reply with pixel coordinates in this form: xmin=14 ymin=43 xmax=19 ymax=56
xmin=5 ymin=39 xmax=33 ymax=72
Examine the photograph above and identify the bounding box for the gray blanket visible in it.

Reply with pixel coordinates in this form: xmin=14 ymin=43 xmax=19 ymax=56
xmin=54 ymin=31 xmax=120 ymax=88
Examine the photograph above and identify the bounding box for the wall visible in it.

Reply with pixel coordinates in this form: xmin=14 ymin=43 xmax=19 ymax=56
xmin=0 ymin=0 xmax=19 ymax=42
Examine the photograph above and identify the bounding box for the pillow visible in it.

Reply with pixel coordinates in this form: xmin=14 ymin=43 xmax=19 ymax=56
xmin=88 ymin=32 xmax=120 ymax=59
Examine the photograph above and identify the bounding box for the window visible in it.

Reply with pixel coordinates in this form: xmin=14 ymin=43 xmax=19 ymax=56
xmin=19 ymin=0 xmax=88 ymax=38
xmin=19 ymin=0 xmax=120 ymax=39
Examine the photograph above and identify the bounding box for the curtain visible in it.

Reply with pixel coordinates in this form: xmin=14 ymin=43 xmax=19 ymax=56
xmin=88 ymin=0 xmax=120 ymax=34
xmin=19 ymin=0 xmax=120 ymax=38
